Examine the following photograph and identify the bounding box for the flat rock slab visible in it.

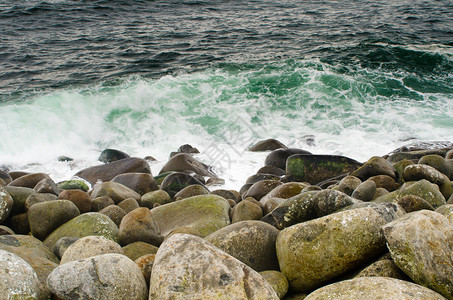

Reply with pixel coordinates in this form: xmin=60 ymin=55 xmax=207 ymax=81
xmin=304 ymin=277 xmax=448 ymax=300
xmin=149 ymin=233 xmax=279 ymax=299
xmin=382 ymin=210 xmax=453 ymax=300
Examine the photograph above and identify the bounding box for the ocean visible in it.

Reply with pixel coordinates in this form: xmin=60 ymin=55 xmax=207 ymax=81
xmin=1 ymin=0 xmax=452 ymax=189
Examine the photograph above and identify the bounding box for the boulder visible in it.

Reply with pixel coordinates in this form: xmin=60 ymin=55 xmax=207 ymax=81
xmin=338 ymin=175 xmax=362 ymax=196
xmin=75 ymin=157 xmax=151 ymax=185
xmin=351 ymin=179 xmax=376 ymax=201
xmin=149 ymin=194 xmax=231 ymax=238
xmin=265 ymin=148 xmax=312 ymax=170
xmin=0 ymin=170 xmax=12 ymax=185
xmin=8 ymin=172 xmax=50 ymax=189
xmin=304 ymin=277 xmax=448 ymax=300
xmin=249 ymin=139 xmax=287 ymax=152
xmin=169 ymin=144 xmax=200 ymax=157
xmin=244 ymin=180 xmax=282 ymax=201
xmin=256 ymin=166 xmax=286 ymax=176
xmin=9 ymin=213 xmax=30 ymax=234
xmin=231 ymin=200 xmax=263 ymax=223
xmin=47 ymin=253 xmax=148 ymax=300
xmin=0 ymin=225 xmax=14 ymax=235
xmin=373 ymin=179 xmax=446 ymax=208
xmin=141 ymin=190 xmax=172 ymax=208
xmin=57 ymin=179 xmax=90 ymax=192
xmin=435 ymin=204 xmax=453 ymax=225
xmin=91 ymin=195 xmax=115 ymax=211
xmin=0 ymin=249 xmax=41 ymax=300
xmin=210 ymin=189 xmax=240 ymax=202
xmin=118 ymin=198 xmax=139 ymax=213
xmin=259 ymin=270 xmax=289 ymax=299
xmin=354 ymin=254 xmax=410 ymax=280
xmin=419 ymin=154 xmax=450 ymax=176
xmin=174 ymin=184 xmax=210 ymax=200
xmin=286 ymin=154 xmax=361 ymax=184
xmin=53 ymin=236 xmax=79 ymax=259
xmin=111 ymin=172 xmax=158 ymax=195
xmin=43 ymin=212 xmax=119 ymax=250
xmin=60 ymin=235 xmax=123 ymax=264
xmin=160 ymin=153 xmax=217 ymax=178
xmin=351 ymin=156 xmax=396 ymax=180
xmin=34 ymin=177 xmax=60 ymax=194
xmin=118 ymin=207 xmax=163 ymax=246
xmin=260 ymin=182 xmax=308 ymax=205
xmin=0 ymin=187 xmax=13 ymax=223
xmin=58 ymin=189 xmax=92 ymax=213
xmin=403 ymin=164 xmax=445 ymax=185
xmin=28 ymin=200 xmax=80 ymax=240
xmin=397 ymin=195 xmax=435 ymax=212
xmin=90 ymin=181 xmax=141 ymax=204
xmin=24 ymin=193 xmax=57 ymax=211
xmin=382 ymin=210 xmax=453 ymax=299
xmin=98 ymin=148 xmax=130 ymax=163
xmin=4 ymin=186 xmax=35 ymax=215
xmin=122 ymin=241 xmax=158 ymax=261
xmin=99 ymin=205 xmax=127 ymax=226
xmin=206 ymin=221 xmax=279 ymax=272
xmin=367 ymin=175 xmax=400 ymax=191
xmin=246 ymin=173 xmax=281 ymax=185
xmin=276 ymin=204 xmax=405 ymax=293
xmin=135 ymin=253 xmax=155 ymax=288
xmin=159 ymin=172 xmax=205 ymax=198
xmin=149 ymin=233 xmax=278 ymax=299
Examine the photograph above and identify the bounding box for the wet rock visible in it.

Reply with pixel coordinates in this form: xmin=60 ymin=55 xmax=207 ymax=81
xmin=351 ymin=179 xmax=376 ymax=201
xmin=211 ymin=189 xmax=240 ymax=203
xmin=160 ymin=153 xmax=217 ymax=178
xmin=249 ymin=139 xmax=287 ymax=152
xmin=99 ymin=205 xmax=127 ymax=226
xmin=373 ymin=179 xmax=446 ymax=208
xmin=9 ymin=213 xmax=30 ymax=234
xmin=149 ymin=194 xmax=231 ymax=238
xmin=351 ymin=156 xmax=396 ymax=180
xmin=174 ymin=184 xmax=210 ymax=200
xmin=169 ymin=144 xmax=200 ymax=157
xmin=246 ymin=173 xmax=282 ymax=185
xmin=419 ymin=154 xmax=450 ymax=176
xmin=57 ymin=179 xmax=90 ymax=192
xmin=8 ymin=172 xmax=50 ymax=189
xmin=0 ymin=225 xmax=14 ymax=235
xmin=122 ymin=241 xmax=159 ymax=261
xmin=403 ymin=164 xmax=445 ymax=184
xmin=111 ymin=172 xmax=158 ymax=195
xmin=141 ymin=190 xmax=172 ymax=208
xmin=0 ymin=249 xmax=41 ymax=300
xmin=4 ymin=186 xmax=35 ymax=215
xmin=47 ymin=253 xmax=148 ymax=300
xmin=75 ymin=157 xmax=151 ymax=185
xmin=367 ymin=175 xmax=400 ymax=191
xmin=149 ymin=233 xmax=278 ymax=299
xmin=276 ymin=204 xmax=404 ymax=293
xmin=382 ymin=210 xmax=453 ymax=299
xmin=262 ymin=197 xmax=287 ymax=215
xmin=0 ymin=170 xmax=12 ymax=185
xmin=338 ymin=175 xmax=362 ymax=196
xmin=435 ymin=204 xmax=453 ymax=225
xmin=91 ymin=181 xmax=141 ymax=204
xmin=0 ymin=186 xmax=13 ymax=223
xmin=58 ymin=189 xmax=92 ymax=213
xmin=91 ymin=195 xmax=115 ymax=211
xmin=118 ymin=207 xmax=162 ymax=246
xmin=24 ymin=193 xmax=57 ymax=211
xmin=118 ymin=197 xmax=139 ymax=213
xmin=287 ymin=154 xmax=361 ymax=184
xmin=206 ymin=220 xmax=279 ymax=272
xmin=34 ymin=177 xmax=60 ymax=195
xmin=304 ymin=277 xmax=448 ymax=300
xmin=28 ymin=200 xmax=80 ymax=241
xmin=60 ymin=235 xmax=123 ymax=264
xmin=159 ymin=172 xmax=205 ymax=198
xmin=257 ymin=165 xmax=286 ymax=176
xmin=43 ymin=212 xmax=119 ymax=250
xmin=397 ymin=194 xmax=435 ymax=212
xmin=265 ymin=148 xmax=312 ymax=170
xmin=206 ymin=177 xmax=226 ymax=186
xmin=260 ymin=182 xmax=308 ymax=205
xmin=98 ymin=148 xmax=130 ymax=163
xmin=259 ymin=270 xmax=289 ymax=299
xmin=244 ymin=180 xmax=283 ymax=201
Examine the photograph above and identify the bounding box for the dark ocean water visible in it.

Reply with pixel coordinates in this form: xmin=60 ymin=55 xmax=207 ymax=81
xmin=0 ymin=0 xmax=452 ymax=187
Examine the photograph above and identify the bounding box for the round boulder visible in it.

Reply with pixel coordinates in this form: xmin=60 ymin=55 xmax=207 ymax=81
xmin=60 ymin=235 xmax=124 ymax=264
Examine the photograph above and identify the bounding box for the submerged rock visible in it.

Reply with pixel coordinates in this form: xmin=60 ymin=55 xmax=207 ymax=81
xmin=149 ymin=233 xmax=278 ymax=299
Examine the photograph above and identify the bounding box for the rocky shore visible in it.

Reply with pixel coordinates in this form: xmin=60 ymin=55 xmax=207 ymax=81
xmin=0 ymin=140 xmax=453 ymax=299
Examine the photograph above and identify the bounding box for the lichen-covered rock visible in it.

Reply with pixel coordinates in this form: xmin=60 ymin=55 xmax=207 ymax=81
xmin=118 ymin=207 xmax=162 ymax=246
xmin=259 ymin=270 xmax=289 ymax=299
xmin=403 ymin=164 xmax=445 ymax=185
xmin=90 ymin=181 xmax=141 ymax=204
xmin=397 ymin=194 xmax=435 ymax=212
xmin=28 ymin=200 xmax=80 ymax=240
xmin=244 ymin=180 xmax=282 ymax=201
xmin=368 ymin=175 xmax=400 ymax=191
xmin=338 ymin=175 xmax=362 ymax=196
xmin=122 ymin=241 xmax=158 ymax=261
xmin=43 ymin=212 xmax=119 ymax=250
xmin=47 ymin=253 xmax=148 ymax=300
xmin=276 ymin=204 xmax=404 ymax=293
xmin=354 ymin=254 xmax=410 ymax=280
xmin=111 ymin=172 xmax=159 ymax=195
xmin=205 ymin=221 xmax=279 ymax=272
xmin=260 ymin=182 xmax=308 ymax=205
xmin=286 ymin=154 xmax=362 ymax=184
xmin=419 ymin=154 xmax=450 ymax=176
xmin=135 ymin=253 xmax=155 ymax=288
xmin=304 ymin=277 xmax=448 ymax=300
xmin=75 ymin=157 xmax=151 ymax=185
xmin=382 ymin=210 xmax=453 ymax=299
xmin=4 ymin=186 xmax=35 ymax=215
xmin=435 ymin=204 xmax=453 ymax=225
xmin=149 ymin=233 xmax=279 ymax=299
xmin=0 ymin=186 xmax=13 ymax=223
xmin=57 ymin=179 xmax=90 ymax=192
xmin=374 ymin=179 xmax=446 ymax=208
xmin=60 ymin=235 xmax=123 ymax=264
xmin=0 ymin=249 xmax=41 ymax=300
xmin=351 ymin=156 xmax=396 ymax=180
xmin=99 ymin=204 xmax=127 ymax=226
xmin=149 ymin=194 xmax=231 ymax=238
xmin=141 ymin=190 xmax=172 ymax=209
